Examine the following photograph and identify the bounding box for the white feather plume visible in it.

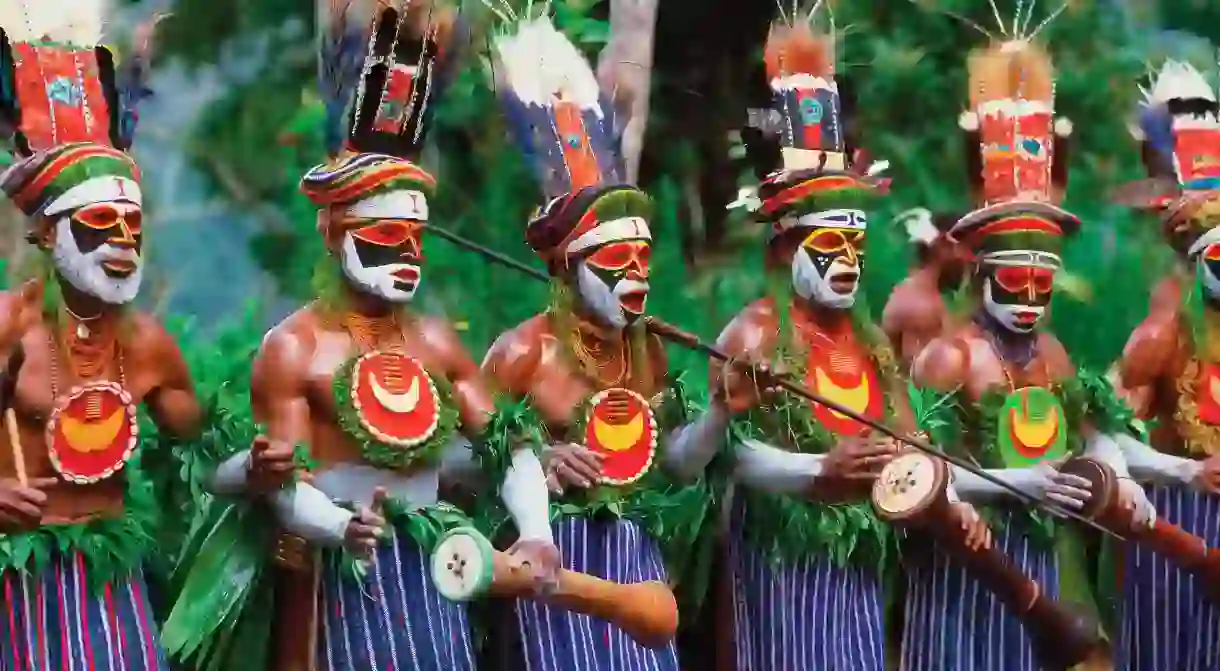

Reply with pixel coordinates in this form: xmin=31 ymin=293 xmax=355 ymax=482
xmin=895 ymin=207 xmax=940 ymax=245
xmin=0 ymin=0 xmax=108 ymax=45
xmin=1146 ymin=60 xmax=1217 ymax=105
xmin=491 ymin=16 xmax=602 ymax=114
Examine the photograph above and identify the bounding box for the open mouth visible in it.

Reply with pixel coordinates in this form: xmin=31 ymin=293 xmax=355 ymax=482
xmin=619 ymin=291 xmax=648 ymax=314
xmin=101 ymin=259 xmax=137 ymax=278
xmin=828 ymin=271 xmax=859 ymax=294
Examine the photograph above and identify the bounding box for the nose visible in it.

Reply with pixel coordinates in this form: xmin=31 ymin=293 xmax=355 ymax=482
xmin=626 ymin=257 xmax=648 ymax=281
xmin=108 ymin=221 xmax=138 ymax=249
xmin=841 ymin=246 xmax=858 ymax=267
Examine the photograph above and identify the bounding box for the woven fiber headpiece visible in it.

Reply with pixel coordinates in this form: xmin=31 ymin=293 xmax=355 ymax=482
xmin=1115 ymin=60 xmax=1220 ymax=256
xmin=748 ymin=13 xmax=887 ymax=243
xmin=0 ymin=0 xmax=156 ymax=221
xmin=302 ymin=0 xmax=461 ymax=225
xmin=486 ymin=6 xmax=651 ymax=270
xmin=951 ymin=37 xmax=1078 ymax=256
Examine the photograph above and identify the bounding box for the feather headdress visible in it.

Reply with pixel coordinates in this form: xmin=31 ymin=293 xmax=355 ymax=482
xmin=485 ymin=4 xmax=650 ymax=271
xmin=0 ymin=0 xmax=160 ymax=222
xmin=924 ymin=0 xmax=1080 ymax=263
xmin=303 ymin=0 xmax=463 ymax=220
xmin=1116 ymin=59 xmax=1220 ymax=256
xmin=746 ymin=5 xmax=887 ymax=243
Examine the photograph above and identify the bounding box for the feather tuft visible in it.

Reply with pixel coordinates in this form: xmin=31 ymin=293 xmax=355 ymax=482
xmin=764 ymin=20 xmax=833 ymax=85
xmin=114 ymin=12 xmax=167 ymax=150
xmin=491 ymin=16 xmax=601 ymax=112
xmin=1138 ymin=103 xmax=1176 ymax=169
xmin=0 ymin=0 xmax=108 ymax=45
xmin=1146 ymin=60 xmax=1217 ymax=105
xmin=896 ymin=207 xmax=940 ymax=245
xmin=318 ymin=0 xmax=372 ymax=156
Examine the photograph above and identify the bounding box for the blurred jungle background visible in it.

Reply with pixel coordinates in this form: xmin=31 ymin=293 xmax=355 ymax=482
xmin=4 ymin=0 xmax=1218 ymax=417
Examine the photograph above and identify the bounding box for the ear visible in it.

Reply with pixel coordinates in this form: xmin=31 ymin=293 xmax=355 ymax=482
xmin=30 ymin=217 xmax=54 ymax=250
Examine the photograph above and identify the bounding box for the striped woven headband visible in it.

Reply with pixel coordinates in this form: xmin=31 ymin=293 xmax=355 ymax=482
xmin=2 ymin=143 xmax=140 ymax=218
xmin=300 ymin=152 xmax=436 ymax=208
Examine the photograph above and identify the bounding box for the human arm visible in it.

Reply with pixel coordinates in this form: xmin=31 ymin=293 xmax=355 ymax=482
xmin=142 ymin=319 xmax=202 ymax=440
xmin=210 ymin=328 xmax=312 ymax=496
xmin=663 ymin=303 xmax=778 ymax=482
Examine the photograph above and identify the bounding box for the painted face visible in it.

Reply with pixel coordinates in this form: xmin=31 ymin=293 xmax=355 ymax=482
xmin=574 ymin=240 xmax=650 ymax=329
xmin=792 ymin=226 xmax=864 ymax=309
xmin=51 ymin=202 xmax=143 ymax=305
xmin=339 ymin=218 xmax=424 ymax=303
xmin=982 ymin=263 xmax=1056 ymax=333
xmin=1198 ymin=243 xmax=1220 ymax=300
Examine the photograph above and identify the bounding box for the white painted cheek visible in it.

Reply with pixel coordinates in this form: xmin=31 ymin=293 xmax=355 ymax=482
xmin=792 ymin=247 xmax=855 ymax=309
xmin=1199 ymin=257 xmax=1220 ymax=300
xmin=339 ymin=232 xmax=418 ymax=303
xmin=575 ymin=261 xmax=627 ymax=329
xmin=50 ymin=216 xmax=141 ymax=305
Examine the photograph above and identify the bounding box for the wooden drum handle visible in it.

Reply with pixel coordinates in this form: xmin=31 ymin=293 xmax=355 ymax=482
xmin=487 ymin=550 xmax=679 ymax=649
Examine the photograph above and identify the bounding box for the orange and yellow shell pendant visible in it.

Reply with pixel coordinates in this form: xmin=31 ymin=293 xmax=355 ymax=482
xmin=45 ymin=381 xmax=139 ymax=484
xmin=583 ymin=388 xmax=658 ymax=485
xmin=335 ymin=351 xmax=458 ymax=469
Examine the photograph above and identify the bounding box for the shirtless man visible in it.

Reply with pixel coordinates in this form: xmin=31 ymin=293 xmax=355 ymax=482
xmin=882 ymin=207 xmax=969 ymax=368
xmin=204 ymin=3 xmax=558 ymax=669
xmin=0 ymin=6 xmax=199 ymax=668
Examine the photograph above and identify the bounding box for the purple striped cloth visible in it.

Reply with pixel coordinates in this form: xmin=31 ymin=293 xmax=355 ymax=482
xmin=0 ymin=552 xmax=167 ymax=671
xmin=900 ymin=508 xmax=1059 ymax=671
xmin=512 ymin=515 xmax=681 ymax=671
xmin=318 ymin=530 xmax=475 ymax=671
xmin=1116 ymin=484 xmax=1220 ymax=671
xmin=728 ymin=499 xmax=887 ymax=671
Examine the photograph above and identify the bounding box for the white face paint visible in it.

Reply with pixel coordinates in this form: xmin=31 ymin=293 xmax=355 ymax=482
xmin=982 ymin=277 xmax=1045 ymax=334
xmin=791 ymin=246 xmax=857 ymax=309
xmin=574 ymin=260 xmax=649 ymax=330
xmin=51 ymin=216 xmax=142 ymax=305
xmin=340 ymin=231 xmax=420 ymax=303
xmin=1199 ymin=255 xmax=1220 ymax=300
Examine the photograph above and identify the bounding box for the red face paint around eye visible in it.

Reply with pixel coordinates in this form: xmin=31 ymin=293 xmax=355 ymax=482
xmin=585 ymin=241 xmax=651 ymax=274
xmin=1205 ymin=243 xmax=1220 ymax=262
xmin=993 ymin=265 xmax=1055 ymax=295
xmin=350 ymin=220 xmax=424 ymax=257
xmin=73 ymin=203 xmax=143 ymax=235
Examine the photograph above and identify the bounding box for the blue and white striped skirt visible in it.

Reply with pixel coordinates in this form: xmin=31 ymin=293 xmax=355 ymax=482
xmin=512 ymin=515 xmax=681 ymax=671
xmin=728 ymin=502 xmax=887 ymax=671
xmin=1116 ymin=484 xmax=1220 ymax=671
xmin=0 ymin=552 xmax=167 ymax=671
xmin=900 ymin=509 xmax=1059 ymax=671
xmin=317 ymin=530 xmax=475 ymax=671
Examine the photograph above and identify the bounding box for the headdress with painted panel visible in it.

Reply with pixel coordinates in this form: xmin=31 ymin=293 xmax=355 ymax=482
xmin=484 ymin=1 xmax=651 ymax=272
xmin=750 ymin=3 xmax=889 ymax=247
xmin=946 ymin=1 xmax=1078 ymax=272
xmin=1115 ymin=60 xmax=1220 ymax=257
xmin=0 ymin=0 xmax=156 ymax=231
xmin=301 ymin=0 xmax=463 ymax=237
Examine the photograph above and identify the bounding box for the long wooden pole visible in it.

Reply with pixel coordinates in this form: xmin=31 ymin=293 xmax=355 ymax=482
xmin=427 ymin=224 xmax=1120 ymax=539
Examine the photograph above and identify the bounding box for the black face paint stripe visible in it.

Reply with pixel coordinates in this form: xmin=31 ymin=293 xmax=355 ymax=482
xmin=985 ymin=274 xmax=1052 ymax=307
xmin=69 ymin=220 xmax=141 ymax=255
xmin=353 ymin=237 xmax=416 ymax=268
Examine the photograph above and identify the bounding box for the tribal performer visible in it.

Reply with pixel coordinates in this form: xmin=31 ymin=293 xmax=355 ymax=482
xmin=882 ymin=207 xmax=970 ymax=368
xmin=199 ymin=2 xmax=559 ymax=670
xmin=1109 ymin=60 xmax=1220 ymax=670
xmin=668 ymin=17 xmax=990 ymax=670
xmin=0 ymin=4 xmax=197 ymax=669
xmin=905 ymin=33 xmax=1158 ymax=671
xmin=479 ymin=10 xmax=717 ymax=671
